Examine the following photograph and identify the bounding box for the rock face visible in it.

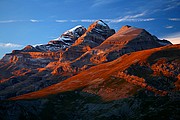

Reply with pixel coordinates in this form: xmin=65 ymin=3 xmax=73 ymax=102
xmin=54 ymin=25 xmax=172 ymax=74
xmin=19 ymin=25 xmax=87 ymax=53
xmin=93 ymin=25 xmax=167 ymax=62
xmin=39 ymin=25 xmax=86 ymax=51
xmin=59 ymin=20 xmax=115 ymax=62
xmin=48 ymin=25 xmax=87 ymax=48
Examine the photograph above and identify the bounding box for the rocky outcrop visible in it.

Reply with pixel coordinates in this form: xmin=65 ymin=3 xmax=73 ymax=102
xmin=47 ymin=25 xmax=87 ymax=50
xmin=51 ymin=20 xmax=115 ymax=74
xmin=59 ymin=20 xmax=115 ymax=62
xmin=152 ymin=35 xmax=172 ymax=45
xmin=49 ymin=25 xmax=86 ymax=44
xmin=92 ymin=25 xmax=166 ymax=62
xmin=61 ymin=25 xmax=172 ymax=73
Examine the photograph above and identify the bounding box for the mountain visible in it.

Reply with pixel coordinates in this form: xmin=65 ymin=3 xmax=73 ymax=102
xmin=63 ymin=25 xmax=169 ymax=70
xmin=58 ymin=20 xmax=115 ymax=62
xmin=10 ymin=44 xmax=180 ymax=100
xmin=0 ymin=20 xmax=115 ymax=100
xmin=0 ymin=20 xmax=179 ymax=120
xmin=0 ymin=20 xmax=173 ymax=100
xmin=1 ymin=45 xmax=179 ymax=120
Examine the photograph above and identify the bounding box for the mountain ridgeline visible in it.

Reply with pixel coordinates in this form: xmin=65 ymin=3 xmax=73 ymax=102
xmin=0 ymin=20 xmax=179 ymax=120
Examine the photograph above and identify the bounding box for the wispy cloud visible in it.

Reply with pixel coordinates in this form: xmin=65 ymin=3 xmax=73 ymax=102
xmin=0 ymin=43 xmax=23 ymax=48
xmin=0 ymin=20 xmax=16 ymax=23
xmin=100 ymin=18 xmax=155 ymax=23
xmin=30 ymin=19 xmax=41 ymax=23
xmin=0 ymin=19 xmax=43 ymax=23
xmin=121 ymin=0 xmax=180 ymax=20
xmin=79 ymin=18 xmax=155 ymax=23
xmin=168 ymin=18 xmax=180 ymax=21
xmin=66 ymin=12 xmax=154 ymax=23
xmin=165 ymin=26 xmax=173 ymax=29
xmin=91 ymin=0 xmax=119 ymax=7
xmin=0 ymin=12 xmax=154 ymax=24
xmin=105 ymin=12 xmax=155 ymax=23
xmin=128 ymin=12 xmax=146 ymax=18
xmin=80 ymin=19 xmax=96 ymax=22
xmin=55 ymin=20 xmax=68 ymax=23
xmin=163 ymin=0 xmax=180 ymax=11
xmin=163 ymin=32 xmax=180 ymax=44
xmin=71 ymin=20 xmax=78 ymax=22
xmin=0 ymin=18 xmax=155 ymax=24
xmin=113 ymin=18 xmax=155 ymax=22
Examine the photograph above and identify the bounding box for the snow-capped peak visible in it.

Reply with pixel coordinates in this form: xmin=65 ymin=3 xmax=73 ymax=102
xmin=97 ymin=20 xmax=108 ymax=27
xmin=40 ymin=25 xmax=87 ymax=51
xmin=64 ymin=25 xmax=84 ymax=34
xmin=51 ymin=25 xmax=86 ymax=42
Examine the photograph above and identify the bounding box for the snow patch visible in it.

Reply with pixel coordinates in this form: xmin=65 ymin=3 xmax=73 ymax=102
xmin=97 ymin=20 xmax=107 ymax=27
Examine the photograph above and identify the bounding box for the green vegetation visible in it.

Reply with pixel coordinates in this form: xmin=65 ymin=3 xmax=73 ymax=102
xmin=0 ymin=90 xmax=180 ymax=120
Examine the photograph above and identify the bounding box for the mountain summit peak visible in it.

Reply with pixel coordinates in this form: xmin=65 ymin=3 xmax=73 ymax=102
xmin=96 ymin=20 xmax=109 ymax=27
xmin=87 ymin=20 xmax=110 ymax=31
xmin=119 ymin=25 xmax=132 ymax=31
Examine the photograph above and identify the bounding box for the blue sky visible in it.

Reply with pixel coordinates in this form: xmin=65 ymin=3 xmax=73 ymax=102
xmin=0 ymin=0 xmax=180 ymax=58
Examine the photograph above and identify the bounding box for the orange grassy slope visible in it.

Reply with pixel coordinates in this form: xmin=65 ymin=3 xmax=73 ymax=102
xmin=10 ymin=44 xmax=180 ymax=100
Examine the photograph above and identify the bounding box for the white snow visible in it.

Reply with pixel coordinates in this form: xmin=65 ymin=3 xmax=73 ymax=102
xmin=61 ymin=36 xmax=71 ymax=41
xmin=97 ymin=20 xmax=107 ymax=26
xmin=68 ymin=25 xmax=83 ymax=32
xmin=52 ymin=25 xmax=84 ymax=43
xmin=35 ymin=25 xmax=85 ymax=52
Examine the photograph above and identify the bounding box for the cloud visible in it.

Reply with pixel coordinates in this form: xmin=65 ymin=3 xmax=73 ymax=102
xmin=168 ymin=18 xmax=180 ymax=21
xmin=0 ymin=12 xmax=154 ymax=25
xmin=55 ymin=20 xmax=68 ymax=22
xmin=0 ymin=43 xmax=23 ymax=48
xmin=163 ymin=0 xmax=180 ymax=11
xmin=108 ymin=18 xmax=155 ymax=23
xmin=163 ymin=32 xmax=180 ymax=44
xmin=0 ymin=19 xmax=42 ymax=23
xmin=80 ymin=19 xmax=96 ymax=22
xmin=30 ymin=19 xmax=41 ymax=23
xmin=0 ymin=20 xmax=16 ymax=23
xmin=165 ymin=26 xmax=173 ymax=29
xmin=91 ymin=0 xmax=119 ymax=7
xmin=102 ymin=12 xmax=154 ymax=23
xmin=105 ymin=12 xmax=155 ymax=23
xmin=71 ymin=20 xmax=78 ymax=22
xmin=70 ymin=12 xmax=154 ymax=23
xmin=127 ymin=12 xmax=146 ymax=19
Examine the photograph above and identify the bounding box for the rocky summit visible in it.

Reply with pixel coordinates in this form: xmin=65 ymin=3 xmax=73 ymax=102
xmin=0 ymin=20 xmax=179 ymax=120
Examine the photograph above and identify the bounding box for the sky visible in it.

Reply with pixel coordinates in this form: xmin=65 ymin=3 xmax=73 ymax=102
xmin=0 ymin=0 xmax=180 ymax=58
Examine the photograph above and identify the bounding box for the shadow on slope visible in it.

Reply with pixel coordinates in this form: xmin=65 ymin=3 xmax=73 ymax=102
xmin=0 ymin=90 xmax=180 ymax=120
